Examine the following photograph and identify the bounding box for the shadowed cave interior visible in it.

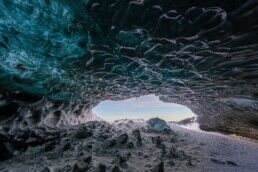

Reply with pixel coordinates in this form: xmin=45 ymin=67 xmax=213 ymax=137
xmin=1 ymin=0 xmax=258 ymax=171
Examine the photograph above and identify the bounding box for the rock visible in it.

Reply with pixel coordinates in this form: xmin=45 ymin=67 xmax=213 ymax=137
xmin=62 ymin=143 xmax=71 ymax=151
xmin=170 ymin=136 xmax=178 ymax=143
xmin=127 ymin=142 xmax=134 ymax=148
xmin=111 ymin=166 xmax=122 ymax=172
xmin=227 ymin=161 xmax=238 ymax=166
xmin=168 ymin=160 xmax=175 ymax=166
xmin=116 ymin=154 xmax=127 ymax=165
xmin=40 ymin=167 xmax=51 ymax=172
xmin=147 ymin=118 xmax=172 ymax=134
xmin=73 ymin=160 xmax=90 ymax=172
xmin=116 ymin=133 xmax=128 ymax=144
xmin=86 ymin=144 xmax=93 ymax=150
xmin=120 ymin=162 xmax=128 ymax=169
xmin=0 ymin=142 xmax=15 ymax=161
xmin=211 ymin=159 xmax=237 ymax=166
xmin=167 ymin=146 xmax=187 ymax=159
xmin=160 ymin=144 xmax=166 ymax=156
xmin=103 ymin=139 xmax=116 ymax=148
xmin=30 ymin=110 xmax=42 ymax=124
xmin=137 ymin=151 xmax=143 ymax=156
xmin=187 ymin=159 xmax=194 ymax=166
xmin=81 ymin=155 xmax=92 ymax=164
xmin=44 ymin=142 xmax=56 ymax=152
xmin=126 ymin=152 xmax=131 ymax=158
xmin=152 ymin=136 xmax=162 ymax=147
xmin=152 ymin=137 xmax=166 ymax=156
xmin=132 ymin=129 xmax=142 ymax=145
xmin=210 ymin=158 xmax=226 ymax=164
xmin=98 ymin=163 xmax=106 ymax=172
xmin=75 ymin=128 xmax=93 ymax=139
xmin=63 ymin=164 xmax=73 ymax=171
xmin=151 ymin=162 xmax=164 ymax=172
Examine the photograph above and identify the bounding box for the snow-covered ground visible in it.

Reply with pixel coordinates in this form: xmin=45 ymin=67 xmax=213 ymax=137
xmin=1 ymin=118 xmax=258 ymax=172
xmin=171 ymin=123 xmax=258 ymax=172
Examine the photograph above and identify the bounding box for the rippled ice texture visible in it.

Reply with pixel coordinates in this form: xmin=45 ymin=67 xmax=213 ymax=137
xmin=0 ymin=0 xmax=258 ymax=138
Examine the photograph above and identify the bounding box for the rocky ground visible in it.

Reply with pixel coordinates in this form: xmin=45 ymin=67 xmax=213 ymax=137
xmin=1 ymin=118 xmax=258 ymax=172
xmin=1 ymin=0 xmax=258 ymax=141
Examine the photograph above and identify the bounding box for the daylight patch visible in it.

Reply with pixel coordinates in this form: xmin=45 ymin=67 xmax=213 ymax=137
xmin=92 ymin=95 xmax=196 ymax=122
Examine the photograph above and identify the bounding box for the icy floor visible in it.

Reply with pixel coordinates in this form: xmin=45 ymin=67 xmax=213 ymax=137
xmin=1 ymin=118 xmax=258 ymax=172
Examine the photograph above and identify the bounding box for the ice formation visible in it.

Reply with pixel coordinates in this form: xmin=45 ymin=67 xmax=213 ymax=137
xmin=0 ymin=0 xmax=258 ymax=171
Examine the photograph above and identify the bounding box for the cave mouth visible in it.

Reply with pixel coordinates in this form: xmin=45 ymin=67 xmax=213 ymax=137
xmin=92 ymin=94 xmax=196 ymax=122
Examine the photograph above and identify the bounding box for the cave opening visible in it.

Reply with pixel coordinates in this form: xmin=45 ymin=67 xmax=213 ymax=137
xmin=92 ymin=94 xmax=196 ymax=123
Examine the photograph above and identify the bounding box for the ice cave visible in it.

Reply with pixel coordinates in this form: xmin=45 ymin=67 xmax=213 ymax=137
xmin=1 ymin=0 xmax=258 ymax=171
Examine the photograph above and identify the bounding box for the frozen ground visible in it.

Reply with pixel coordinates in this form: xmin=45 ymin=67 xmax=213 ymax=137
xmin=170 ymin=123 xmax=258 ymax=172
xmin=0 ymin=118 xmax=258 ymax=172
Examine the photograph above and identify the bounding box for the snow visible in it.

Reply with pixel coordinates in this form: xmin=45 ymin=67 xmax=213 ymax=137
xmin=1 ymin=118 xmax=258 ymax=171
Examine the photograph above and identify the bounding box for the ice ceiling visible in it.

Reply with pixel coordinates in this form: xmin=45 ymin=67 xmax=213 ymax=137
xmin=0 ymin=0 xmax=258 ymax=138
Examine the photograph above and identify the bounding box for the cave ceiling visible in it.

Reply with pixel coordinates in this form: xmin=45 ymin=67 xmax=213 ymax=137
xmin=0 ymin=0 xmax=258 ymax=137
